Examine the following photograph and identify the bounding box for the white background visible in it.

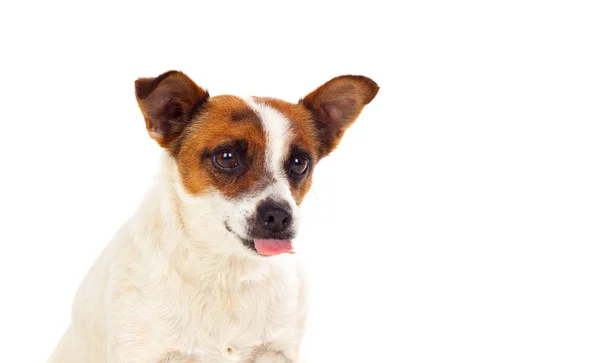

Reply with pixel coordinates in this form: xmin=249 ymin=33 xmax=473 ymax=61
xmin=0 ymin=1 xmax=599 ymax=362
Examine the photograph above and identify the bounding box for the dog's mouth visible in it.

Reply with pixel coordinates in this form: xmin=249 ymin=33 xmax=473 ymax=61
xmin=225 ymin=223 xmax=295 ymax=256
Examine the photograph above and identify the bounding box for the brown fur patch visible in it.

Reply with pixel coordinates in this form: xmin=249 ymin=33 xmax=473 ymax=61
xmin=176 ymin=95 xmax=270 ymax=198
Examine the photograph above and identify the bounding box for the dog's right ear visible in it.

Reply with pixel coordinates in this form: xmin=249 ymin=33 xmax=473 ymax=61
xmin=135 ymin=70 xmax=209 ymax=148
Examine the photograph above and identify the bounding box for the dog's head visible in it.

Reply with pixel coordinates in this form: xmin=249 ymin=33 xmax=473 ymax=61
xmin=135 ymin=71 xmax=378 ymax=257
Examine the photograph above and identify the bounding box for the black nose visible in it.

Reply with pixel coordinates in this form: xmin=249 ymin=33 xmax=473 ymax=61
xmin=257 ymin=200 xmax=293 ymax=233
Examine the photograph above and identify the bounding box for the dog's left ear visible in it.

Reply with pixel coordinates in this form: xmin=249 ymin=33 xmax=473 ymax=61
xmin=300 ymin=75 xmax=379 ymax=158
xmin=135 ymin=70 xmax=209 ymax=149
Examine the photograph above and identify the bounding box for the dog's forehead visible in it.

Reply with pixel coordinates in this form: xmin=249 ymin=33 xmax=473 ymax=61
xmin=189 ymin=95 xmax=314 ymax=144
xmin=251 ymin=97 xmax=317 ymax=154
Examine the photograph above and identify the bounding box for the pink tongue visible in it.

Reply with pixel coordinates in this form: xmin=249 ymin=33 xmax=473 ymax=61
xmin=253 ymin=239 xmax=294 ymax=256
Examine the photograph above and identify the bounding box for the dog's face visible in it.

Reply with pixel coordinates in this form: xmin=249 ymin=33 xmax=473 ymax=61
xmin=135 ymin=71 xmax=378 ymax=257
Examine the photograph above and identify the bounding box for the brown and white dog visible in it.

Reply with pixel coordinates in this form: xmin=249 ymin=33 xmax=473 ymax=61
xmin=48 ymin=71 xmax=378 ymax=363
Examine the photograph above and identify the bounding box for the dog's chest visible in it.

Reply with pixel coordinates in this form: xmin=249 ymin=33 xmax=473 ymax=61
xmin=170 ymin=272 xmax=299 ymax=361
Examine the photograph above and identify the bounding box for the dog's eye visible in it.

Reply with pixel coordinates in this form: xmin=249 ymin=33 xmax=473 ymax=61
xmin=289 ymin=156 xmax=309 ymax=176
xmin=213 ymin=149 xmax=239 ymax=169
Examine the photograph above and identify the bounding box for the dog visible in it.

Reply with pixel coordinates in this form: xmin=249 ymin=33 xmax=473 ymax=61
xmin=48 ymin=70 xmax=378 ymax=363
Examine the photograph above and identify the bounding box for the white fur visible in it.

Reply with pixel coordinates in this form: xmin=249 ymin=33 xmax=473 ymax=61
xmin=245 ymin=97 xmax=290 ymax=180
xmin=48 ymin=101 xmax=308 ymax=363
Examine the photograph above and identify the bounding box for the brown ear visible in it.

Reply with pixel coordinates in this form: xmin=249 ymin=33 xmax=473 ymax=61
xmin=135 ymin=70 xmax=209 ymax=149
xmin=300 ymin=75 xmax=379 ymax=157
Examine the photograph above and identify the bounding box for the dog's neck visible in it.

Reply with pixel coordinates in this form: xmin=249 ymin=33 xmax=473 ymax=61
xmin=129 ymin=153 xmax=278 ymax=286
